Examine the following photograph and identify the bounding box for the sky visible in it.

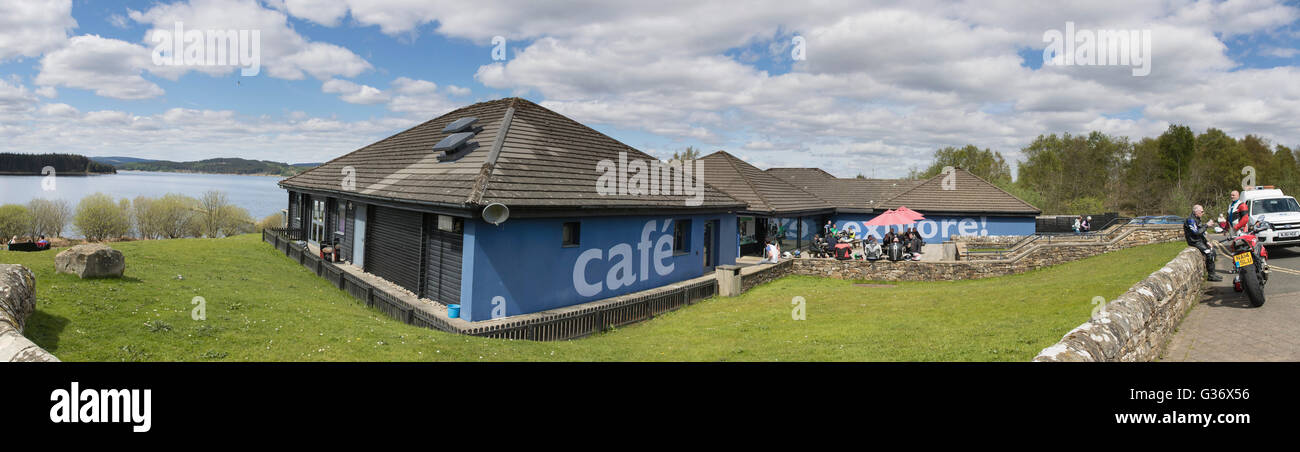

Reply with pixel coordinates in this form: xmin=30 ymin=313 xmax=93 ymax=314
xmin=1 ymin=0 xmax=1299 ymax=178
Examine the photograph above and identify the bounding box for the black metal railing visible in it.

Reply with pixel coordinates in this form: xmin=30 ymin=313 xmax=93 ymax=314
xmin=262 ymin=228 xmax=719 ymax=342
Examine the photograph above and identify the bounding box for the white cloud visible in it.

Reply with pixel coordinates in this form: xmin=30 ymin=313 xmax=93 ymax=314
xmin=129 ymin=0 xmax=372 ymax=81
xmin=34 ymin=35 xmax=165 ymax=100
xmin=0 ymin=78 xmax=38 ymax=113
xmin=386 ymin=77 xmax=457 ymax=117
xmin=0 ymin=0 xmax=77 ymax=62
xmin=322 ymin=78 xmax=390 ymax=104
xmin=38 ymin=103 xmax=79 ymax=117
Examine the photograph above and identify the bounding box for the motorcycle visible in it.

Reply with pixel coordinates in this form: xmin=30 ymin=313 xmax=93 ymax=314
xmin=1219 ymin=221 xmax=1270 ymax=307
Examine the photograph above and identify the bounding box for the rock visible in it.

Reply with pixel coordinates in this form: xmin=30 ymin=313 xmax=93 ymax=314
xmin=0 ymin=264 xmax=36 ymax=331
xmin=55 ymin=244 xmax=126 ymax=279
xmin=0 ymin=264 xmax=58 ymax=362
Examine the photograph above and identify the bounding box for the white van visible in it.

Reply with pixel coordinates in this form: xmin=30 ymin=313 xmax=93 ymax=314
xmin=1239 ymin=188 xmax=1300 ymax=246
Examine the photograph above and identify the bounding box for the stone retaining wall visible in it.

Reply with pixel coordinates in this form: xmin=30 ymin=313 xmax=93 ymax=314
xmin=1033 ymin=247 xmax=1203 ymax=362
xmin=739 ymin=260 xmax=794 ymax=293
xmin=0 ymin=264 xmax=59 ymax=362
xmin=792 ymin=225 xmax=1183 ymax=282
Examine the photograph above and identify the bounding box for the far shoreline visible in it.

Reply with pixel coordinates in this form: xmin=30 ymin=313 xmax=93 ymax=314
xmin=115 ymin=170 xmax=291 ymax=178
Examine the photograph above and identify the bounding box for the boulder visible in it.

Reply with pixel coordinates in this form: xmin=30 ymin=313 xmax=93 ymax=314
xmin=0 ymin=264 xmax=57 ymax=362
xmin=0 ymin=264 xmax=35 ymax=331
xmin=55 ymin=244 xmax=126 ymax=279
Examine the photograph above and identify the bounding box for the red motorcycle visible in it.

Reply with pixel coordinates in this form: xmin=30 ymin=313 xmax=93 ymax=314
xmin=1220 ymin=221 xmax=1270 ymax=307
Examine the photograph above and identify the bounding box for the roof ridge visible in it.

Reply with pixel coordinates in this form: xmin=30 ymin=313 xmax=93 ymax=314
xmin=876 ymin=171 xmax=940 ymax=207
xmin=466 ymin=98 xmax=518 ymax=205
xmin=957 ymin=167 xmax=1039 ymax=211
xmin=280 ymin=97 xmax=515 ymax=189
xmin=719 ymin=151 xmax=773 ymax=212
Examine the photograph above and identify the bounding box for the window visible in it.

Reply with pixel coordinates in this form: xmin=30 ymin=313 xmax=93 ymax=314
xmin=673 ymin=219 xmax=691 ymax=254
xmin=337 ymin=201 xmax=346 ymax=235
xmin=310 ymin=199 xmax=326 ymax=244
xmin=562 ymin=222 xmax=580 ymax=247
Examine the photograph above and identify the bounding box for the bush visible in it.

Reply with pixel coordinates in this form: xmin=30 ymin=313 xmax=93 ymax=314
xmin=74 ymin=193 xmax=131 ymax=241
xmin=0 ymin=204 xmax=32 ymax=241
xmin=27 ymin=198 xmax=71 ymax=238
xmin=197 ymin=190 xmax=253 ymax=238
xmin=255 ymin=213 xmax=284 ymax=232
xmin=132 ymin=193 xmax=202 ymax=239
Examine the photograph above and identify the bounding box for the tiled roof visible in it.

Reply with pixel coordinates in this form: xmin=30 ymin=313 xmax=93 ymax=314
xmin=698 ymin=151 xmax=833 ymax=214
xmin=765 ymin=168 xmax=916 ymax=211
xmin=875 ymin=168 xmax=1040 ymax=214
xmin=281 ymin=98 xmax=745 ymax=211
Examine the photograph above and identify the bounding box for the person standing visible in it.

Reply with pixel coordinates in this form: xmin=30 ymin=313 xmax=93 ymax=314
xmin=1227 ymin=190 xmax=1243 ymax=228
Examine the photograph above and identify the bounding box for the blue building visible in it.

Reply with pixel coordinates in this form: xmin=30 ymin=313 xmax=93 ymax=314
xmin=767 ymin=167 xmax=1040 ymax=241
xmin=698 ymin=151 xmax=835 ymax=256
xmin=279 ymin=98 xmax=744 ymax=321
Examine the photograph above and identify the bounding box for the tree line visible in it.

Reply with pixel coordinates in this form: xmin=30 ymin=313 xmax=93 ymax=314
xmin=0 ymin=153 xmax=116 ymax=174
xmin=907 ymin=125 xmax=1298 ymax=219
xmin=0 ymin=191 xmax=283 ymax=243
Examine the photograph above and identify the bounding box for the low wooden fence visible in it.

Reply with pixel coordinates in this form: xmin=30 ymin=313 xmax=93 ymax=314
xmin=262 ymin=228 xmax=718 ymax=341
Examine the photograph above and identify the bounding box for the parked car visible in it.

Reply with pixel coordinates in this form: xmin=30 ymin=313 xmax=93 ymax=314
xmin=1240 ymin=188 xmax=1300 ymax=246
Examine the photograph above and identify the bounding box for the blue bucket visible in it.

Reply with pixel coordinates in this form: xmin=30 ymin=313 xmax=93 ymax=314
xmin=448 ymin=304 xmax=461 ymax=319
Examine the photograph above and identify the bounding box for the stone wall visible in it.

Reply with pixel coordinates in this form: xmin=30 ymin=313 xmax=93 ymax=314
xmin=739 ymin=260 xmax=794 ymax=293
xmin=791 ymin=225 xmax=1183 ymax=282
xmin=0 ymin=264 xmax=59 ymax=362
xmin=1033 ymin=247 xmax=1203 ymax=362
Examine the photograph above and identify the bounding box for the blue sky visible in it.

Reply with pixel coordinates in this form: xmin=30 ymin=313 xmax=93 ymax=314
xmin=2 ymin=0 xmax=1299 ymax=176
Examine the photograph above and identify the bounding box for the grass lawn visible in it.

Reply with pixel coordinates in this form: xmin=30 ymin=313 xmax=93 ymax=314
xmin=1 ymin=234 xmax=1186 ymax=361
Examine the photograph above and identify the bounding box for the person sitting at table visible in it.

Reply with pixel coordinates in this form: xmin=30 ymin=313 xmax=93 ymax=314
xmin=813 ymin=234 xmax=828 ymax=258
xmin=907 ymin=228 xmax=925 ymax=259
xmin=882 ymin=229 xmax=897 ymax=245
xmin=36 ymin=235 xmax=50 ymax=250
xmin=863 ymin=235 xmax=883 ymax=260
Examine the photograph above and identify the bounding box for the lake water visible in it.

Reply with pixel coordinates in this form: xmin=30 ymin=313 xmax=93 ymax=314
xmin=0 ymin=171 xmax=286 ymax=219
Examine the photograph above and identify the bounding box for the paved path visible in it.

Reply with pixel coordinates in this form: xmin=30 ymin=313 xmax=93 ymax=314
xmin=1162 ymin=244 xmax=1300 ymax=361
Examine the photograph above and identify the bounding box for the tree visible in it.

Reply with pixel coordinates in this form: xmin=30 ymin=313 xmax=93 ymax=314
xmin=26 ymin=198 xmax=72 ymax=238
xmin=74 ymin=193 xmax=131 ymax=241
xmin=670 ymin=146 xmax=702 ymax=161
xmin=196 ymin=190 xmax=253 ymax=238
xmin=155 ymin=194 xmax=200 ymax=239
xmin=912 ymin=144 xmax=1013 ymax=186
xmin=1157 ymin=124 xmax=1195 ymax=186
xmin=0 ymin=204 xmax=32 ymax=241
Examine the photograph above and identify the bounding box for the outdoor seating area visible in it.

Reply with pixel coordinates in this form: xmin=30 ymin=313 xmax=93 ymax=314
xmin=757 ymin=206 xmax=932 ymax=263
xmin=4 ymin=236 xmax=51 ymax=252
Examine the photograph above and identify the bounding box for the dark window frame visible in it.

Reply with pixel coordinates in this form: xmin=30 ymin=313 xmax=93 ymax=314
xmin=673 ymin=219 xmax=691 ymax=255
xmin=562 ymin=221 xmax=581 ymax=247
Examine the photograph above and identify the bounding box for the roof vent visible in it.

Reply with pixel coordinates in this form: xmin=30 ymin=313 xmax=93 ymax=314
xmin=434 ymin=131 xmax=477 ymax=161
xmin=442 ymin=117 xmax=478 ymax=133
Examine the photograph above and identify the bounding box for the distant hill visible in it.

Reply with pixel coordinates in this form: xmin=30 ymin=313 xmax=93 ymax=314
xmin=115 ymin=158 xmax=318 ymax=176
xmin=90 ymin=156 xmax=159 ymax=166
xmin=0 ymin=153 xmax=116 ymax=175
xmin=291 ymin=162 xmax=324 ymax=167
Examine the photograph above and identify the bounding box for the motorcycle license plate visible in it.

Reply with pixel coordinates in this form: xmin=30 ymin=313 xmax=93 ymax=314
xmin=1234 ymin=252 xmax=1254 ymax=267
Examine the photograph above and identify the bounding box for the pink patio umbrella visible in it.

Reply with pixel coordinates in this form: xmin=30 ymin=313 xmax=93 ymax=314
xmin=893 ymin=206 xmax=926 ymax=223
xmin=864 ymin=209 xmax=917 ymax=233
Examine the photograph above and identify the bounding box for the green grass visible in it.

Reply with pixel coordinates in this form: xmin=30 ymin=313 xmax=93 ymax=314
xmin=0 ymin=235 xmax=1185 ymax=361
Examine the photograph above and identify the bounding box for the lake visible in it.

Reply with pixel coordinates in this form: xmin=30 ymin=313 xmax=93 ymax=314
xmin=0 ymin=171 xmax=287 ymax=219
